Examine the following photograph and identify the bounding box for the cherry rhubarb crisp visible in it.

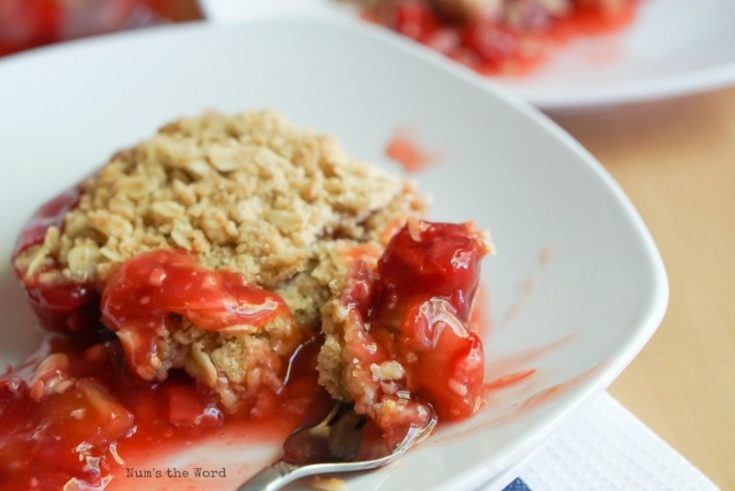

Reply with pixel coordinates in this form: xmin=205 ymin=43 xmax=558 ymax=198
xmin=2 ymin=110 xmax=493 ymax=489
xmin=357 ymin=0 xmax=640 ymax=75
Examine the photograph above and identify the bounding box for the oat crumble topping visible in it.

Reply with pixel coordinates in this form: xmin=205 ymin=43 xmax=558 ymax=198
xmin=17 ymin=110 xmax=425 ymax=323
xmin=14 ymin=110 xmax=427 ymax=411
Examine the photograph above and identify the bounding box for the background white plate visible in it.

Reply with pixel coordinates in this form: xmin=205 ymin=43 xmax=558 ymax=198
xmin=0 ymin=15 xmax=667 ymax=491
xmin=201 ymin=0 xmax=735 ymax=109
xmin=500 ymin=0 xmax=735 ymax=109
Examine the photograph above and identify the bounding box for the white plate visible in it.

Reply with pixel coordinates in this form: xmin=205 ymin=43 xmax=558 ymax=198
xmin=0 ymin=15 xmax=667 ymax=491
xmin=202 ymin=0 xmax=735 ymax=109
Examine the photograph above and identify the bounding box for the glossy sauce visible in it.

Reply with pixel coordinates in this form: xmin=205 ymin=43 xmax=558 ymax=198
xmin=0 ymin=334 xmax=328 ymax=490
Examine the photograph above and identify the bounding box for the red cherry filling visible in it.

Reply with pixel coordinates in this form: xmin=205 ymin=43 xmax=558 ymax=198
xmin=100 ymin=249 xmax=295 ymax=380
xmin=13 ymin=188 xmax=80 ymax=257
xmin=0 ymin=339 xmax=135 ymax=489
xmin=335 ymin=220 xmax=490 ymax=441
xmin=13 ymin=188 xmax=98 ymax=333
xmin=390 ymin=1 xmax=440 ymax=41
xmin=365 ymin=0 xmax=640 ymax=75
xmin=10 ymin=188 xmax=492 ymax=481
xmin=374 ymin=221 xmax=488 ymax=418
xmin=0 ymin=333 xmax=327 ymax=490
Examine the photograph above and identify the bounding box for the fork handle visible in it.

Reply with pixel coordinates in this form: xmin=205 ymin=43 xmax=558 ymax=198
xmin=236 ymin=460 xmax=305 ymax=491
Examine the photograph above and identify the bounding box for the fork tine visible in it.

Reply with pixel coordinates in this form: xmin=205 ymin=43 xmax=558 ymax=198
xmin=292 ymin=401 xmax=343 ymax=436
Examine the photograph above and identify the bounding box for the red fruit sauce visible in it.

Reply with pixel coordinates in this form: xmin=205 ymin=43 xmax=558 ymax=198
xmin=5 ymin=189 xmax=492 ymax=488
xmin=364 ymin=0 xmax=640 ymax=75
xmin=0 ymin=333 xmax=328 ymax=490
xmin=385 ymin=131 xmax=435 ymax=172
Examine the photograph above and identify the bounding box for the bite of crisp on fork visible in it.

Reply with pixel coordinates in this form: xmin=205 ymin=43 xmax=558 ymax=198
xmin=239 ymin=401 xmax=437 ymax=490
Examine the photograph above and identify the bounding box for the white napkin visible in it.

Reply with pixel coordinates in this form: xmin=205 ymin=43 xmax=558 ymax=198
xmin=492 ymin=393 xmax=718 ymax=491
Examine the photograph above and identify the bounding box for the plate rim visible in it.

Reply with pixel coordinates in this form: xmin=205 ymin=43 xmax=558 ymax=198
xmin=509 ymin=63 xmax=735 ymax=110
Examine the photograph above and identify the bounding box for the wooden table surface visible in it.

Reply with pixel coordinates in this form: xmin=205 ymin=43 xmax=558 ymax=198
xmin=552 ymin=88 xmax=735 ymax=489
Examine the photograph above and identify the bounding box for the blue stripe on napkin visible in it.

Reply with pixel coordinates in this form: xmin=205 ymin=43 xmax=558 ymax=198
xmin=502 ymin=478 xmax=531 ymax=491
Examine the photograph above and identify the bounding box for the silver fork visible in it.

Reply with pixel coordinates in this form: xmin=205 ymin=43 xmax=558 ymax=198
xmin=236 ymin=402 xmax=437 ymax=491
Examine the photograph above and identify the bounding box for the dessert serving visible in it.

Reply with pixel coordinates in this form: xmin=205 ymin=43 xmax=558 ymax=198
xmin=2 ymin=110 xmax=493 ymax=489
xmin=356 ymin=0 xmax=640 ymax=75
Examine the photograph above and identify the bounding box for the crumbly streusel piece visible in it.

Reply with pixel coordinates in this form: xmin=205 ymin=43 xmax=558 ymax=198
xmin=317 ymin=270 xmax=432 ymax=438
xmin=155 ymin=318 xmax=301 ymax=413
xmin=317 ymin=220 xmax=492 ymax=442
